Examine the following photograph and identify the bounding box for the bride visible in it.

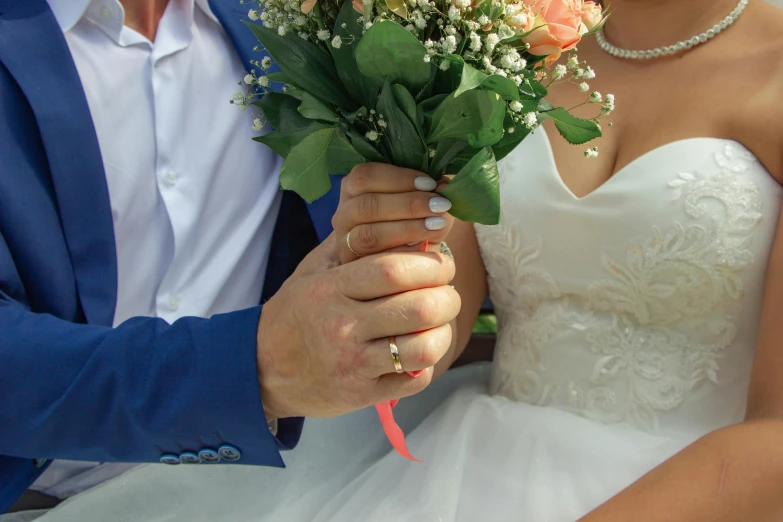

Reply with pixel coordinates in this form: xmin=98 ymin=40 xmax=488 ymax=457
xmin=33 ymin=0 xmax=783 ymax=520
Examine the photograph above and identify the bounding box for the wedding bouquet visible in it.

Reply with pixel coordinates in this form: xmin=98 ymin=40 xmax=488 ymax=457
xmin=239 ymin=0 xmax=611 ymax=460
xmin=237 ymin=0 xmax=612 ymax=225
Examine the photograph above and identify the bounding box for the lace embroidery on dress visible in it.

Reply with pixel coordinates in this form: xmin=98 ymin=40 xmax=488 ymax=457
xmin=477 ymin=144 xmax=764 ymax=431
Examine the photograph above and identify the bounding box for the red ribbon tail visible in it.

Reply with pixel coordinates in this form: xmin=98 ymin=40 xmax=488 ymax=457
xmin=375 ymin=401 xmax=421 ymax=462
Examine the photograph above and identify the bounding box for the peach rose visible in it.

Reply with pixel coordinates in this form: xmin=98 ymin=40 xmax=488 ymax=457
xmin=352 ymin=0 xmax=364 ymax=13
xmin=580 ymin=1 xmax=603 ymax=30
xmin=301 ymin=0 xmax=317 ymax=13
xmin=521 ymin=0 xmax=583 ymax=56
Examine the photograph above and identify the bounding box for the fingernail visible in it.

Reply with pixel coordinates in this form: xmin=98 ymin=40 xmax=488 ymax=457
xmin=414 ymin=176 xmax=437 ymax=192
xmin=407 ymin=241 xmax=419 ymax=246
xmin=425 ymin=217 xmax=447 ymax=231
xmin=428 ymin=196 xmax=452 ymax=214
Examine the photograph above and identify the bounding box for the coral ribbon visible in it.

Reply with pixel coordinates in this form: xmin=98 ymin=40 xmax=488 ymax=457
xmin=374 ymin=241 xmax=429 ymax=461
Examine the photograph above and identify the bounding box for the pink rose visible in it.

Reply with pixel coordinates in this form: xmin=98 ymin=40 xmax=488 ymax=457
xmin=521 ymin=0 xmax=583 ymax=56
xmin=580 ymin=1 xmax=603 ymax=30
xmin=301 ymin=0 xmax=317 ymax=14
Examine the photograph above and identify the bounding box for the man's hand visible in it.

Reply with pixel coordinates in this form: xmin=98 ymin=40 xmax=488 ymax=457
xmin=256 ymin=233 xmax=460 ymax=420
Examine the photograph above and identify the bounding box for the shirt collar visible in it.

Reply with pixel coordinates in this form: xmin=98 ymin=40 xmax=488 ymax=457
xmin=45 ymin=0 xmax=219 ymax=34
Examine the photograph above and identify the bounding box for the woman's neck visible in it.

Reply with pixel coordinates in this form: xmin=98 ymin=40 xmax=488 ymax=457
xmin=600 ymin=0 xmax=741 ymax=50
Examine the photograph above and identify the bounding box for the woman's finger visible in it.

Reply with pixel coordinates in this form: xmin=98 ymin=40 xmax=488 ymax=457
xmin=341 ymin=163 xmax=437 ymax=198
xmin=341 ymin=215 xmax=455 ymax=263
xmin=333 ymin=191 xmax=452 ymax=231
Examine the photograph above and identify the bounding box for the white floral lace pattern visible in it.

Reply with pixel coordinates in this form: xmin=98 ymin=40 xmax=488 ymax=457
xmin=476 ymin=144 xmax=765 ymax=431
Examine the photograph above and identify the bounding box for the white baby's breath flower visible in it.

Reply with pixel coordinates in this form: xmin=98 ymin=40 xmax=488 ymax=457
xmin=378 ymin=119 xmax=387 ymax=128
xmin=261 ymin=56 xmax=272 ymax=69
xmin=509 ymin=100 xmax=523 ymax=112
xmin=278 ymin=26 xmax=286 ymax=36
xmin=573 ymin=67 xmax=584 ymax=78
xmin=583 ymin=66 xmax=596 ymax=79
xmin=232 ymin=91 xmax=245 ymax=101
xmin=456 ymin=0 xmax=471 ymax=7
xmin=507 ymin=126 xmax=515 ymax=133
xmin=243 ymin=74 xmax=255 ymax=85
xmin=478 ymin=14 xmax=490 ymax=25
xmin=566 ymin=55 xmax=579 ymax=70
xmin=469 ymin=32 xmax=482 ymax=52
xmin=589 ymin=91 xmax=602 ymax=102
xmin=257 ymin=76 xmax=270 ymax=87
xmin=423 ymin=54 xmax=431 ymax=63
xmin=584 ymin=146 xmax=599 ymax=158
xmin=331 ymin=35 xmax=342 ymax=48
xmin=448 ymin=5 xmax=461 ymax=21
xmin=553 ymin=64 xmax=567 ymax=80
xmin=439 ymin=60 xmax=450 ymax=71
xmin=248 ymin=9 xmax=260 ymax=20
xmin=415 ymin=17 xmax=427 ymax=29
xmin=252 ymin=118 xmax=263 ymax=131
xmin=523 ymin=112 xmax=538 ymax=129
xmin=578 ymin=82 xmax=589 ymax=92
xmin=317 ymin=29 xmax=330 ymax=41
xmin=485 ymin=33 xmax=500 ymax=52
xmin=365 ymin=130 xmax=379 ymax=142
xmin=442 ymin=35 xmax=458 ymax=54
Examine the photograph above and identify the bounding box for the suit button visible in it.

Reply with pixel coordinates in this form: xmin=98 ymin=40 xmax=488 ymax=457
xmin=160 ymin=454 xmax=181 ymax=465
xmin=198 ymin=449 xmax=220 ymax=463
xmin=180 ymin=451 xmax=200 ymax=464
xmin=218 ymin=444 xmax=241 ymax=462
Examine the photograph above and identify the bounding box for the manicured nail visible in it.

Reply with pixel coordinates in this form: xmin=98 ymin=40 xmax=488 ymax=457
xmin=425 ymin=217 xmax=447 ymax=231
xmin=414 ymin=176 xmax=437 ymax=192
xmin=407 ymin=241 xmax=419 ymax=246
xmin=429 ymin=196 xmax=452 ymax=213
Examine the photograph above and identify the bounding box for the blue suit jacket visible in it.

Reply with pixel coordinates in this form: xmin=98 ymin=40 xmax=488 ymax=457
xmin=0 ymin=0 xmax=340 ymax=511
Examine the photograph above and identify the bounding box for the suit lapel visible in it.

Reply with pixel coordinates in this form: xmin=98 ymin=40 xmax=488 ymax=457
xmin=0 ymin=0 xmax=117 ymax=326
xmin=209 ymin=0 xmax=340 ymax=243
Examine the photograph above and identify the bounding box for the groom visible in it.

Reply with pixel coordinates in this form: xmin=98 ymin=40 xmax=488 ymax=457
xmin=0 ymin=0 xmax=459 ymax=514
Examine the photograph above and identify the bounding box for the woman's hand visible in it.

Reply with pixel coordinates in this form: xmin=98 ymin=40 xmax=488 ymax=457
xmin=332 ymin=163 xmax=455 ymax=264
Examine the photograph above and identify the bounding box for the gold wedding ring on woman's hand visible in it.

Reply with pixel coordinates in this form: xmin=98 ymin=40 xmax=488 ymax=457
xmin=388 ymin=336 xmax=404 ymax=373
xmin=345 ymin=231 xmax=363 ymax=257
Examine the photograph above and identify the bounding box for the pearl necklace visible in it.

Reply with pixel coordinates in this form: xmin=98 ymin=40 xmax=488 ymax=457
xmin=596 ymin=0 xmax=748 ymax=60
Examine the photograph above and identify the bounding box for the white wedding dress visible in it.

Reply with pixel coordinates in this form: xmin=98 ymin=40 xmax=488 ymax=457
xmin=36 ymin=130 xmax=781 ymax=522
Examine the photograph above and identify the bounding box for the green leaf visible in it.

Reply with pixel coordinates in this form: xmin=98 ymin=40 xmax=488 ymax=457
xmin=428 ymin=139 xmax=468 ymax=177
xmin=537 ymin=99 xmax=555 ymax=112
xmin=245 ymin=22 xmax=356 ymax=109
xmin=252 ymin=93 xmax=309 ymax=131
xmin=427 ymin=90 xmax=506 ymax=148
xmin=491 ymin=111 xmax=533 ymax=161
xmin=297 ymin=92 xmax=341 ymax=123
xmin=544 ymin=107 xmax=602 ymax=145
xmin=347 ymin=130 xmax=386 ymax=163
xmin=279 ymin=128 xmax=365 ymax=203
xmin=472 ymin=314 xmax=497 ymax=334
xmin=331 ymin=1 xmax=382 ymax=108
xmin=377 ymin=81 xmax=428 ymax=171
xmin=355 ymin=20 xmax=434 ymax=93
xmin=265 ymin=71 xmax=299 ymax=88
xmin=474 ymin=0 xmax=504 ymax=24
xmin=440 ymin=148 xmax=500 ymax=225
xmin=253 ymin=122 xmax=331 ymax=157
xmin=454 ymin=62 xmax=521 ymax=101
xmin=519 ymin=79 xmax=548 ymax=98
xmin=418 ymin=93 xmax=449 ymax=118
xmin=391 ymin=83 xmax=425 ymax=138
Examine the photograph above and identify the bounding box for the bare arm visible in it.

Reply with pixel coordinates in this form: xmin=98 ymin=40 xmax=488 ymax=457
xmin=581 ymin=197 xmax=783 ymax=521
xmin=434 ymin=219 xmax=488 ymax=379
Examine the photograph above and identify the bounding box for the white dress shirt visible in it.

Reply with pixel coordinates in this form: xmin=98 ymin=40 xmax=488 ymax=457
xmin=33 ymin=0 xmax=282 ymax=499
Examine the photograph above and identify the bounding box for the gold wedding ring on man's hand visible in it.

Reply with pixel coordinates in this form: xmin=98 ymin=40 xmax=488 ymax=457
xmin=388 ymin=336 xmax=404 ymax=373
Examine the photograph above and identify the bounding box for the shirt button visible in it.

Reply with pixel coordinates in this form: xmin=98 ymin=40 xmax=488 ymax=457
xmin=100 ymin=5 xmax=112 ymax=19
xmin=162 ymin=170 xmax=178 ymax=186
xmin=167 ymin=296 xmax=180 ymax=311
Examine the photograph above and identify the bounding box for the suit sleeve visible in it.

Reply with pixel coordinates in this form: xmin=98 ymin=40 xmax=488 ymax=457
xmin=0 ymin=252 xmax=303 ymax=467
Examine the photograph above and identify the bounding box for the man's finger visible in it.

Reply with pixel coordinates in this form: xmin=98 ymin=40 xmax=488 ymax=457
xmin=353 ymin=285 xmax=461 ymax=341
xmin=336 ymin=251 xmax=456 ymax=301
xmin=356 ymin=323 xmax=453 ymax=379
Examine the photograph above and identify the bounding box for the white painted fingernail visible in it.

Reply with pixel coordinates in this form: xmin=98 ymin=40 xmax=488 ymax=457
xmin=414 ymin=176 xmax=437 ymax=192
xmin=407 ymin=241 xmax=420 ymax=247
xmin=429 ymin=197 xmax=452 ymax=213
xmin=425 ymin=217 xmax=447 ymax=231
